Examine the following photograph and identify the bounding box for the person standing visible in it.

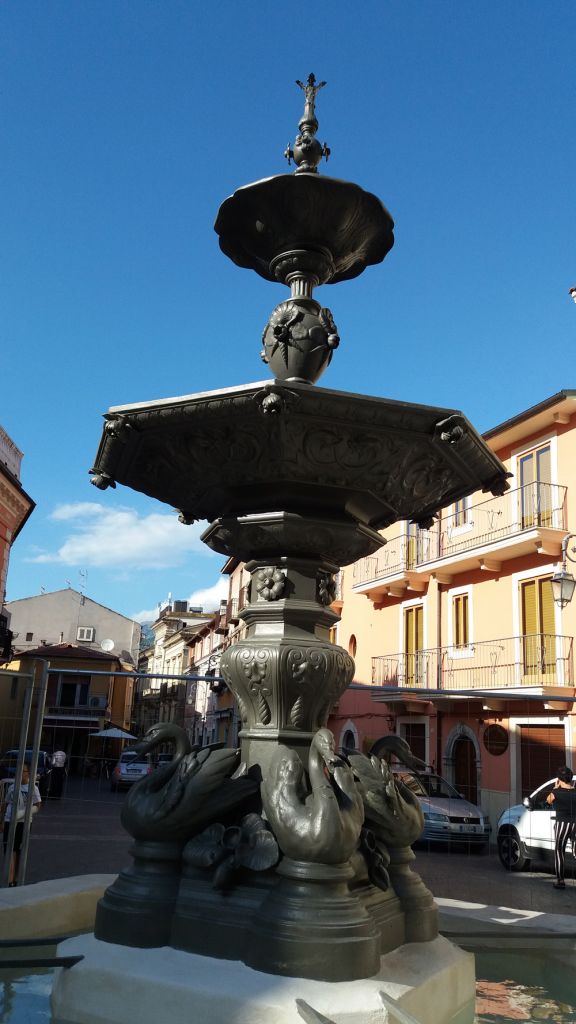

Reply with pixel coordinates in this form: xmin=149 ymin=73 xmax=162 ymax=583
xmin=51 ymin=749 xmax=67 ymax=799
xmin=2 ymin=764 xmax=42 ymax=885
xmin=546 ymin=765 xmax=576 ymax=889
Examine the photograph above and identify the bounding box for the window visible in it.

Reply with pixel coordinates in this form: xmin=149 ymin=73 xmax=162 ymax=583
xmin=342 ymin=729 xmax=356 ymax=752
xmin=57 ymin=673 xmax=91 ymax=708
xmin=406 ymin=523 xmax=427 ymax=568
xmin=520 ymin=576 xmax=555 ymax=678
xmin=77 ymin=627 xmax=95 ymax=642
xmin=453 ymin=498 xmax=470 ymax=528
xmin=404 ymin=605 xmax=424 ymax=685
xmin=25 ymin=632 xmax=33 ymax=642
xmin=453 ymin=594 xmax=469 ymax=648
xmin=519 ymin=444 xmax=552 ymax=528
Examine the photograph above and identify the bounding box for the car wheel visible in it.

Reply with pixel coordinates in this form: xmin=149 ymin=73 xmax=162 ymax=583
xmin=498 ymin=829 xmax=530 ymax=871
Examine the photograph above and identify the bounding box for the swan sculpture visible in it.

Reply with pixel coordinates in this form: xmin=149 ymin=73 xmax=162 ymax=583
xmin=121 ymin=723 xmax=255 ymax=842
xmin=261 ymin=727 xmax=364 ymax=864
xmin=348 ymin=735 xmax=425 ymax=848
xmin=369 ymin=734 xmax=427 ymax=771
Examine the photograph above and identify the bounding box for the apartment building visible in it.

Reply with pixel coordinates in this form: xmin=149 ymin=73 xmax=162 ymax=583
xmin=0 ymin=425 xmax=35 ymax=658
xmin=186 ymin=559 xmax=250 ymax=748
xmin=133 ymin=602 xmax=213 ymax=736
xmin=7 ymin=589 xmax=141 ymax=665
xmin=1 ymin=642 xmax=133 ymax=767
xmin=332 ymin=390 xmax=576 ymax=825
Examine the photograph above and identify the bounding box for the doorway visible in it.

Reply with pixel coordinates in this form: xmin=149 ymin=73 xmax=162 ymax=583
xmin=453 ymin=735 xmax=478 ymax=804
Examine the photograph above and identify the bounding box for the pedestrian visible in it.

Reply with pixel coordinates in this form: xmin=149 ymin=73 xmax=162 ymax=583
xmin=2 ymin=764 xmax=42 ymax=885
xmin=51 ymin=749 xmax=67 ymax=799
xmin=546 ymin=765 xmax=576 ymax=889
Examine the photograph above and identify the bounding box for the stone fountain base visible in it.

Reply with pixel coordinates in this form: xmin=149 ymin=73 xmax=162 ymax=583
xmin=51 ymin=933 xmax=475 ymax=1024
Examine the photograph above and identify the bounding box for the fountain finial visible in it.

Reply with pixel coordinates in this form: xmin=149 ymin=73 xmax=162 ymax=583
xmin=285 ymin=73 xmax=330 ymax=173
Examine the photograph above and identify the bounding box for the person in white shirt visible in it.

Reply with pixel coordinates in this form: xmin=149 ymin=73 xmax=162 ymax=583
xmin=2 ymin=764 xmax=42 ymax=885
xmin=51 ymin=750 xmax=67 ymax=799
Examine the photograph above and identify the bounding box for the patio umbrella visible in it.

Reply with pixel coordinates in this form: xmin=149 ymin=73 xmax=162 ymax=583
xmin=90 ymin=727 xmax=138 ymax=739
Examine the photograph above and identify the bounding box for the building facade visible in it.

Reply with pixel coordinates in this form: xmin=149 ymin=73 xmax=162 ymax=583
xmin=133 ymin=602 xmax=214 ymax=738
xmin=6 ymin=589 xmax=141 ymax=665
xmin=331 ymin=390 xmax=576 ymax=825
xmin=1 ymin=643 xmax=135 ymax=770
xmin=0 ymin=426 xmax=35 ymax=659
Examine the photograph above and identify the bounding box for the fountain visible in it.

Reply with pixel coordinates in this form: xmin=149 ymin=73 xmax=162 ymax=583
xmin=51 ymin=76 xmax=509 ymax=1024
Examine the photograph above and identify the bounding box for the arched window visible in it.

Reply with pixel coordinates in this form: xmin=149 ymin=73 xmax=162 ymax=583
xmin=342 ymin=729 xmax=356 ymax=753
xmin=348 ymin=634 xmax=357 ymax=657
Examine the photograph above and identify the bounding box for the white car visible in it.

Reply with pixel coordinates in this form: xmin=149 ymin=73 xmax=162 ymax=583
xmin=497 ymin=775 xmax=576 ymax=871
xmin=110 ymin=750 xmax=153 ymax=792
xmin=392 ymin=769 xmax=490 ymax=847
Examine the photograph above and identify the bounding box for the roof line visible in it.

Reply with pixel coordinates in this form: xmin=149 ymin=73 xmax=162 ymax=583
xmin=484 ymin=389 xmax=576 ymax=439
xmin=6 ymin=588 xmax=141 ymax=625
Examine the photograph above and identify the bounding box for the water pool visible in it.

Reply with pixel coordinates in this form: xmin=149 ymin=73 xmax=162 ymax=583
xmin=1 ymin=952 xmax=575 ymax=1023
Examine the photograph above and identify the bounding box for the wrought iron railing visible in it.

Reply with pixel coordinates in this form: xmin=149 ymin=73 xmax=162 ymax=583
xmin=372 ymin=633 xmax=573 ymax=689
xmin=45 ymin=704 xmax=104 ymax=717
xmin=354 ymin=483 xmax=567 ymax=587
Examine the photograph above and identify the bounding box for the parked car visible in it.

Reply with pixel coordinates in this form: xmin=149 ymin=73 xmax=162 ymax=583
xmin=110 ymin=750 xmax=153 ymax=792
xmin=392 ymin=769 xmax=491 ymax=847
xmin=497 ymin=775 xmax=576 ymax=871
xmin=0 ymin=749 xmax=52 ymax=798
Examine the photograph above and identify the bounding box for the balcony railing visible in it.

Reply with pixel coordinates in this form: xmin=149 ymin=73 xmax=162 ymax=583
xmin=226 ymin=587 xmax=249 ymax=626
xmin=354 ymin=482 xmax=567 ymax=587
xmin=45 ymin=704 xmax=105 ymax=717
xmin=372 ymin=633 xmax=574 ymax=690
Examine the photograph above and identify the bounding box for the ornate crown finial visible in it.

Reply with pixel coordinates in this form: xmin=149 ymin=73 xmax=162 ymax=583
xmin=285 ymin=73 xmax=330 ymax=174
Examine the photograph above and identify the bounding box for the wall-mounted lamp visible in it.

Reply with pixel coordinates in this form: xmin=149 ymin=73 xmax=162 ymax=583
xmin=551 ymin=534 xmax=576 ymax=608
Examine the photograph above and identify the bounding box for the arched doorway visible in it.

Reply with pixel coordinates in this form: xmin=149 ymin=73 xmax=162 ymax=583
xmin=342 ymin=729 xmax=356 ymax=753
xmin=453 ymin=736 xmax=478 ymax=804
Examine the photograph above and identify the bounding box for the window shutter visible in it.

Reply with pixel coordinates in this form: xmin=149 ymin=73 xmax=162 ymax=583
xmin=540 ymin=578 xmax=556 ymax=675
xmin=521 ymin=580 xmax=538 ymax=674
xmin=404 ymin=606 xmax=423 ymax=686
xmin=454 ymin=594 xmax=469 ymax=648
xmin=537 ymin=446 xmax=551 ymax=484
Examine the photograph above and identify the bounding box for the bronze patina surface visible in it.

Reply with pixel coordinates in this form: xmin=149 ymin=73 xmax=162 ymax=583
xmin=91 ymin=76 xmax=508 ymax=980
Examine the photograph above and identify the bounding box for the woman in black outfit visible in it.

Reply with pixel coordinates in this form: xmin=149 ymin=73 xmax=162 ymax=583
xmin=546 ymin=765 xmax=576 ymax=889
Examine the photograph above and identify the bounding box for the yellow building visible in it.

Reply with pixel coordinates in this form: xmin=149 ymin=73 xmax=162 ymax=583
xmin=333 ymin=390 xmax=576 ymax=825
xmin=1 ymin=643 xmax=135 ymax=771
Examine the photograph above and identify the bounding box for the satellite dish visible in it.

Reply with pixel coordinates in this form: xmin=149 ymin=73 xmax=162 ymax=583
xmin=101 ymin=639 xmax=115 ymax=652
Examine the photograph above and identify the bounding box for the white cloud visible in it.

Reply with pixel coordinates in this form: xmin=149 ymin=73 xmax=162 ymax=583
xmin=133 ymin=578 xmax=228 ymax=623
xmin=27 ymin=502 xmax=209 ymax=570
xmin=187 ymin=579 xmax=229 ymax=610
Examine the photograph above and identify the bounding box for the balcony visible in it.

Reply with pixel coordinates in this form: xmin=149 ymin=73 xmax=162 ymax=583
xmin=226 ymin=586 xmax=249 ymax=626
xmin=354 ymin=482 xmax=567 ymax=597
xmin=372 ymin=633 xmax=574 ymax=691
xmin=45 ymin=703 xmax=106 ymax=719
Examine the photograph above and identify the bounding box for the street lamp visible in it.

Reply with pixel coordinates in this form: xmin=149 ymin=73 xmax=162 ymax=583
xmin=551 ymin=534 xmax=576 ymax=607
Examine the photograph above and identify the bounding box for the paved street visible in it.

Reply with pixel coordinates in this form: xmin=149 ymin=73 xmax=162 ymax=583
xmin=9 ymin=775 xmax=576 ymax=917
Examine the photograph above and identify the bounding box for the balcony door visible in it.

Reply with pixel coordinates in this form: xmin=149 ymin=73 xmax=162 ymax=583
xmin=404 ymin=604 xmax=424 ymax=686
xmin=520 ymin=577 xmax=556 ymax=681
xmin=519 ymin=444 xmax=552 ymax=528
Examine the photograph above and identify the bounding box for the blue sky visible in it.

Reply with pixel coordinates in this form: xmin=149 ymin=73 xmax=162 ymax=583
xmin=2 ymin=2 xmax=575 ymax=623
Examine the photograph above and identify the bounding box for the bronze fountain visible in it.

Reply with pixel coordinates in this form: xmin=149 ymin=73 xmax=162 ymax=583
xmin=88 ymin=76 xmax=508 ymax=983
